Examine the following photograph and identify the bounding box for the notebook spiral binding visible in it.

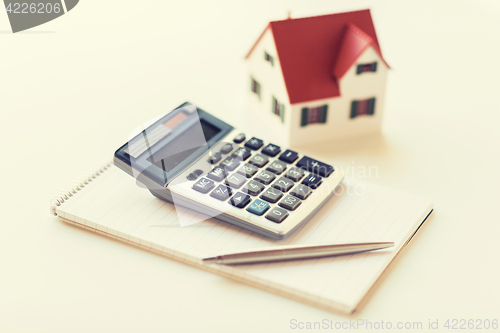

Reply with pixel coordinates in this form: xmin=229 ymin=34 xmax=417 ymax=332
xmin=50 ymin=161 xmax=113 ymax=216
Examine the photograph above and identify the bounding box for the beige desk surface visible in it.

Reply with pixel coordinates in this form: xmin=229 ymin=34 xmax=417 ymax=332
xmin=1 ymin=0 xmax=499 ymax=332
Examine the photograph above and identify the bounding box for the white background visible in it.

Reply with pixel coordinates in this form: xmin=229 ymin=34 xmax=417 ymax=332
xmin=1 ymin=0 xmax=499 ymax=332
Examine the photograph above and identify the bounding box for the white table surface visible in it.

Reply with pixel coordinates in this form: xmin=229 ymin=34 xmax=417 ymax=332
xmin=1 ymin=0 xmax=499 ymax=332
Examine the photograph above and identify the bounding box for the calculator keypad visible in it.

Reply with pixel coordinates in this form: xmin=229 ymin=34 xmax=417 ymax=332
xmin=260 ymin=187 xmax=283 ymax=203
xmin=301 ymin=174 xmax=322 ymax=189
xmin=266 ymin=160 xmax=287 ymax=175
xmin=232 ymin=147 xmax=252 ymax=161
xmin=261 ymin=144 xmax=281 ymax=157
xmin=290 ymin=184 xmax=313 ymax=200
xmin=272 ymin=177 xmax=294 ymax=192
xmin=254 ymin=170 xmax=276 ymax=185
xmin=192 ymin=178 xmax=215 ymax=194
xmin=265 ymin=207 xmax=289 ymax=223
xmin=224 ymin=173 xmax=246 ymax=189
xmin=188 ymin=133 xmax=339 ymax=230
xmin=278 ymin=195 xmax=302 ymax=211
xmin=207 ymin=152 xmax=222 ymax=164
xmin=246 ymin=199 xmax=270 ymax=216
xmin=242 ymin=180 xmax=265 ymax=196
xmin=233 ymin=133 xmax=246 ymax=144
xmin=207 ymin=166 xmax=227 ymax=182
xmin=244 ymin=137 xmax=264 ymax=150
xmin=220 ymin=143 xmax=234 ymax=154
xmin=237 ymin=163 xmax=258 ymax=178
xmin=248 ymin=154 xmax=269 ymax=168
xmin=279 ymin=149 xmax=299 ymax=163
xmin=284 ymin=166 xmax=305 ymax=182
xmin=229 ymin=192 xmax=251 ymax=208
xmin=210 ymin=185 xmax=233 ymax=201
xmin=295 ymin=156 xmax=334 ymax=177
xmin=220 ymin=156 xmax=241 ymax=171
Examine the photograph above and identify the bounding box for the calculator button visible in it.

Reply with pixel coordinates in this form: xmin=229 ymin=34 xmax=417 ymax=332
xmin=265 ymin=207 xmax=289 ymax=223
xmin=207 ymin=152 xmax=222 ymax=164
xmin=210 ymin=185 xmax=233 ymax=201
xmin=279 ymin=149 xmax=299 ymax=163
xmin=301 ymin=174 xmax=322 ymax=189
xmin=224 ymin=173 xmax=247 ymax=189
xmin=229 ymin=192 xmax=251 ymax=208
xmin=248 ymin=154 xmax=269 ymax=168
xmin=284 ymin=166 xmax=305 ymax=182
xmin=241 ymin=180 xmax=265 ymax=196
xmin=290 ymin=184 xmax=313 ymax=200
xmin=261 ymin=143 xmax=281 ymax=157
xmin=254 ymin=170 xmax=276 ymax=185
xmin=278 ymin=195 xmax=302 ymax=211
xmin=220 ymin=156 xmax=241 ymax=171
xmin=220 ymin=143 xmax=234 ymax=154
xmin=192 ymin=169 xmax=203 ymax=177
xmin=246 ymin=199 xmax=270 ymax=216
xmin=237 ymin=163 xmax=258 ymax=178
xmin=260 ymin=188 xmax=283 ymax=203
xmin=272 ymin=177 xmax=294 ymax=192
xmin=244 ymin=137 xmax=264 ymax=150
xmin=233 ymin=133 xmax=246 ymax=144
xmin=186 ymin=172 xmax=198 ymax=181
xmin=192 ymin=178 xmax=215 ymax=194
xmin=231 ymin=147 xmax=252 ymax=161
xmin=266 ymin=160 xmax=287 ymax=175
xmin=296 ymin=156 xmax=334 ymax=177
xmin=206 ymin=166 xmax=227 ymax=182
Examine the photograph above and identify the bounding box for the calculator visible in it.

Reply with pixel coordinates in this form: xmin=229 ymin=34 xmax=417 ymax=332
xmin=114 ymin=103 xmax=344 ymax=239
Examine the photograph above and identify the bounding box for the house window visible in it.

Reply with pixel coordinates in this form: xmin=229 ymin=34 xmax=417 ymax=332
xmin=356 ymin=62 xmax=377 ymax=74
xmin=350 ymin=98 xmax=376 ymax=118
xmin=250 ymin=77 xmax=261 ymax=98
xmin=272 ymin=96 xmax=285 ymax=123
xmin=264 ymin=51 xmax=274 ymax=66
xmin=300 ymin=105 xmax=328 ymax=127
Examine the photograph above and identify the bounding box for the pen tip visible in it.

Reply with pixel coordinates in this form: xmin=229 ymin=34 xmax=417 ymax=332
xmin=378 ymin=242 xmax=394 ymax=249
xmin=202 ymin=257 xmax=218 ymax=264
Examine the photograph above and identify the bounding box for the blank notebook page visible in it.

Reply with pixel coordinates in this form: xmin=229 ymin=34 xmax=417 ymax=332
xmin=55 ymin=166 xmax=432 ymax=314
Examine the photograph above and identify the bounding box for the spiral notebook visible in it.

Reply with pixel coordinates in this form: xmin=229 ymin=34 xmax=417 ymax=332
xmin=50 ymin=162 xmax=433 ymax=314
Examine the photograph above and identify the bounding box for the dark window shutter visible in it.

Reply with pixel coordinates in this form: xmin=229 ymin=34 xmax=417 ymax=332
xmin=356 ymin=64 xmax=362 ymax=75
xmin=350 ymin=101 xmax=358 ymax=119
xmin=280 ymin=104 xmax=285 ymax=123
xmin=271 ymin=96 xmax=276 ymax=114
xmin=301 ymin=108 xmax=309 ymax=127
xmin=372 ymin=62 xmax=378 ymax=72
xmin=368 ymin=98 xmax=376 ymax=115
xmin=264 ymin=52 xmax=274 ymax=66
xmin=320 ymin=105 xmax=328 ymax=123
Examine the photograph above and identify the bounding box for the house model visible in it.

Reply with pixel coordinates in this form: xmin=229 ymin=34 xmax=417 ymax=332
xmin=245 ymin=9 xmax=390 ymax=146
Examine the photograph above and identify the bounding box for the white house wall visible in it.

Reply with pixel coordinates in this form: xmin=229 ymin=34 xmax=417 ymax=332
xmin=289 ymin=46 xmax=388 ymax=147
xmin=246 ymin=28 xmax=291 ymax=144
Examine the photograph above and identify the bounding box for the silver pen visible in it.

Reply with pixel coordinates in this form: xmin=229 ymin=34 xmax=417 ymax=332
xmin=202 ymin=242 xmax=394 ymax=265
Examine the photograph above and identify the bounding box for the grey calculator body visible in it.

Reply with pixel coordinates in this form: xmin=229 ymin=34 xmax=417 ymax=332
xmin=114 ymin=103 xmax=344 ymax=239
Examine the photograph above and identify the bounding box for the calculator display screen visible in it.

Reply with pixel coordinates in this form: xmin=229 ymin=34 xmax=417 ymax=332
xmin=115 ymin=103 xmax=233 ymax=187
xmin=146 ymin=119 xmax=220 ymax=173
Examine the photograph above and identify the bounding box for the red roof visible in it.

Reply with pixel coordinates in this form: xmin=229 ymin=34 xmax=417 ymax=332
xmin=245 ymin=10 xmax=389 ymax=104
